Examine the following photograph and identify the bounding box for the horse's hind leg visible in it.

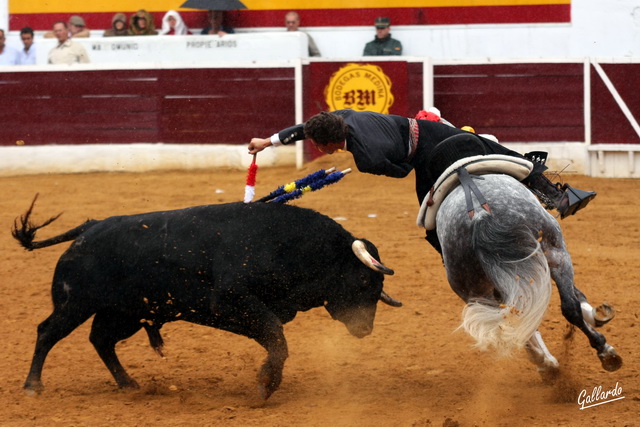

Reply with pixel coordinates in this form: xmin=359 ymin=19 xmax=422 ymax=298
xmin=547 ymin=248 xmax=622 ymax=372
xmin=573 ymin=287 xmax=616 ymax=328
xmin=525 ymin=330 xmax=559 ymax=383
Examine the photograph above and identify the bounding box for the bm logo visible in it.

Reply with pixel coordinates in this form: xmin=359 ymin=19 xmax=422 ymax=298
xmin=324 ymin=63 xmax=394 ymax=114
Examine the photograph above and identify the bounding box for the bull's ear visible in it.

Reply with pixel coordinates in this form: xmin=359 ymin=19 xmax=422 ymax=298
xmin=352 ymin=240 xmax=394 ymax=275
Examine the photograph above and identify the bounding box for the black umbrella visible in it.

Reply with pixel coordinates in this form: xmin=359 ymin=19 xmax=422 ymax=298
xmin=180 ymin=0 xmax=247 ymax=10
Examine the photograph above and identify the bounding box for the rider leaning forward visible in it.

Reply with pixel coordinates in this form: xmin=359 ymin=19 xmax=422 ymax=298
xmin=247 ymin=109 xmax=596 ymax=254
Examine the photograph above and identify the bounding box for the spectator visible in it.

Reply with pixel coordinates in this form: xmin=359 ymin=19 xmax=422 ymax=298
xmin=104 ymin=13 xmax=129 ymax=37
xmin=363 ymin=17 xmax=402 ymax=56
xmin=43 ymin=15 xmax=90 ymax=39
xmin=285 ymin=11 xmax=320 ymax=57
xmin=18 ymin=27 xmax=36 ymax=65
xmin=0 ymin=29 xmax=20 ymax=65
xmin=129 ymin=10 xmax=158 ymax=36
xmin=48 ymin=21 xmax=90 ymax=65
xmin=201 ymin=10 xmax=234 ymax=36
xmin=68 ymin=15 xmax=90 ymax=38
xmin=161 ymin=10 xmax=191 ymax=35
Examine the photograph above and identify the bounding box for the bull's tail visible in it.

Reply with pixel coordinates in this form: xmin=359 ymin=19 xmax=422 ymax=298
xmin=12 ymin=194 xmax=100 ymax=251
xmin=461 ymin=211 xmax=552 ymax=356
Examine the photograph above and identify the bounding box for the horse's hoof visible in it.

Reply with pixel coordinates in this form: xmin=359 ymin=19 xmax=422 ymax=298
xmin=598 ymin=345 xmax=623 ymax=372
xmin=594 ymin=303 xmax=616 ymax=327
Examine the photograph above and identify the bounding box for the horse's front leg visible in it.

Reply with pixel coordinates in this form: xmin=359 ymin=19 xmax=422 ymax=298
xmin=545 ymin=245 xmax=622 ymax=372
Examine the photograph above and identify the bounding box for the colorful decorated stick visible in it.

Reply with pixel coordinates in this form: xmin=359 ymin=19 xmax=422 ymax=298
xmin=244 ymin=154 xmax=258 ymax=203
xmin=256 ymin=167 xmax=336 ymax=203
xmin=269 ymin=168 xmax=352 ymax=204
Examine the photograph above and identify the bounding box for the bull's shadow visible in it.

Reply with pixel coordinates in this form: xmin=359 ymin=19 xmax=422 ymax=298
xmin=13 ymin=197 xmax=402 ymax=399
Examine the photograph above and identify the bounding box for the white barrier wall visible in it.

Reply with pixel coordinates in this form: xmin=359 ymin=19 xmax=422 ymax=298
xmin=33 ymin=32 xmax=308 ymax=65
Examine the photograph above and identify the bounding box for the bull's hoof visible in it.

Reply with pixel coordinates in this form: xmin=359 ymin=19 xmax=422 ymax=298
xmin=117 ymin=379 xmax=140 ymax=390
xmin=24 ymin=380 xmax=44 ymax=395
xmin=594 ymin=303 xmax=616 ymax=327
xmin=257 ymin=382 xmax=272 ymax=400
xmin=598 ymin=344 xmax=623 ymax=372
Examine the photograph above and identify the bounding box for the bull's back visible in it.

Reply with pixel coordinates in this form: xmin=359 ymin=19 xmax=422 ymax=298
xmin=56 ymin=202 xmax=353 ymax=294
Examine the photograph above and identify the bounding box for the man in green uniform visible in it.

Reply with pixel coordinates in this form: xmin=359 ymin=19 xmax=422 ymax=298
xmin=363 ymin=17 xmax=402 ymax=56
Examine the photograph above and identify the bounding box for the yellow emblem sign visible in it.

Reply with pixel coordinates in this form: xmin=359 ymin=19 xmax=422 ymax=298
xmin=324 ymin=63 xmax=394 ymax=114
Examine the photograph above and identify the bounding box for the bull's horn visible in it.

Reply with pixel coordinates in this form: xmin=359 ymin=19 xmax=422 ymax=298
xmin=352 ymin=240 xmax=394 ymax=275
xmin=380 ymin=290 xmax=403 ymax=307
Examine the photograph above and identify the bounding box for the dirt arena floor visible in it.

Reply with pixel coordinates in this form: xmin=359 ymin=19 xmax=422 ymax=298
xmin=0 ymin=153 xmax=638 ymax=426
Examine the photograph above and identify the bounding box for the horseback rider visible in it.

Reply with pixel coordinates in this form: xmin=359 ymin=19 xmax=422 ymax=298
xmin=247 ymin=108 xmax=596 ymax=253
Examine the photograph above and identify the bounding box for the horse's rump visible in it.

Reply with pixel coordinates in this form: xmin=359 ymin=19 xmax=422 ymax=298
xmin=438 ymin=174 xmax=552 ymax=355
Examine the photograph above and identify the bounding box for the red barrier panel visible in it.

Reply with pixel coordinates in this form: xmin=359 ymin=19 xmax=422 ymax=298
xmin=591 ymin=63 xmax=640 ymax=144
xmin=434 ymin=63 xmax=584 ymax=142
xmin=0 ymin=68 xmax=295 ymax=145
xmin=302 ymin=60 xmax=423 ymax=161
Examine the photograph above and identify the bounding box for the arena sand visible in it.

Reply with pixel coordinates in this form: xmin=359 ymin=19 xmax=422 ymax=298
xmin=0 ymin=153 xmax=638 ymax=426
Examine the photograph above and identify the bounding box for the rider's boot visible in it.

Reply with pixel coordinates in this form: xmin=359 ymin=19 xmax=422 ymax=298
xmin=523 ymin=152 xmax=597 ymax=219
xmin=425 ymin=229 xmax=443 ymax=256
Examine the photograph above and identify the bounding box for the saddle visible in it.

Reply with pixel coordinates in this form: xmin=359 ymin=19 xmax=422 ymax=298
xmin=416 ymin=154 xmax=534 ymax=230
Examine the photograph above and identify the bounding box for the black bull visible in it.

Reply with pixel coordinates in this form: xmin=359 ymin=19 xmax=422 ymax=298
xmin=13 ymin=198 xmax=401 ymax=399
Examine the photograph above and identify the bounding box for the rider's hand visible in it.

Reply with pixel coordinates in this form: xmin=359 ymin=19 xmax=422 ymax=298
xmin=248 ymin=138 xmax=272 ymax=154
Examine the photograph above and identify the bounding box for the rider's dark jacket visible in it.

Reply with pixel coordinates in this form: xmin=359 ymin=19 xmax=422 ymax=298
xmin=275 ymin=109 xmax=522 ymax=205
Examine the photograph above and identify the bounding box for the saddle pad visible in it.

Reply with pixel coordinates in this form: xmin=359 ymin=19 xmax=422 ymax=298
xmin=416 ymin=154 xmax=534 ymax=230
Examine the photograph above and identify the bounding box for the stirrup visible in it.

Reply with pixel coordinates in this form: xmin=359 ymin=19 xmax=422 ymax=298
xmin=557 ymin=184 xmax=597 ymax=219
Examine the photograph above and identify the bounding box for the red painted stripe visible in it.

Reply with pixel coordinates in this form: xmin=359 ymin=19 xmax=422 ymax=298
xmin=10 ymin=5 xmax=570 ymax=31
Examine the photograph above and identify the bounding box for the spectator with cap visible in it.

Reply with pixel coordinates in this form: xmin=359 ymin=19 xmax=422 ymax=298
xmin=363 ymin=17 xmax=402 ymax=56
xmin=68 ymin=15 xmax=90 ymax=38
xmin=44 ymin=15 xmax=90 ymax=38
xmin=0 ymin=29 xmax=20 ymax=65
xmin=285 ymin=11 xmax=320 ymax=57
xmin=48 ymin=21 xmax=90 ymax=65
xmin=18 ymin=27 xmax=36 ymax=65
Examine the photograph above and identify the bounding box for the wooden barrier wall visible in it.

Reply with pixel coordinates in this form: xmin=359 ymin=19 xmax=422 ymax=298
xmin=1 ymin=61 xmax=639 ymax=147
xmin=0 ymin=67 xmax=295 ymax=145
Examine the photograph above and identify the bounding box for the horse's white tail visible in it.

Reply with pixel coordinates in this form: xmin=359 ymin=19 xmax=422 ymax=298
xmin=461 ymin=211 xmax=552 ymax=356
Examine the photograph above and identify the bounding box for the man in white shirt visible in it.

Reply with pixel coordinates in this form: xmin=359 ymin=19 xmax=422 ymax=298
xmin=18 ymin=27 xmax=36 ymax=65
xmin=48 ymin=21 xmax=90 ymax=65
xmin=0 ymin=29 xmax=20 ymax=65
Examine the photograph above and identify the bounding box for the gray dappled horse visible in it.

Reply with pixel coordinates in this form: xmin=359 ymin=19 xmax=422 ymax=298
xmin=431 ymin=168 xmax=622 ymax=379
